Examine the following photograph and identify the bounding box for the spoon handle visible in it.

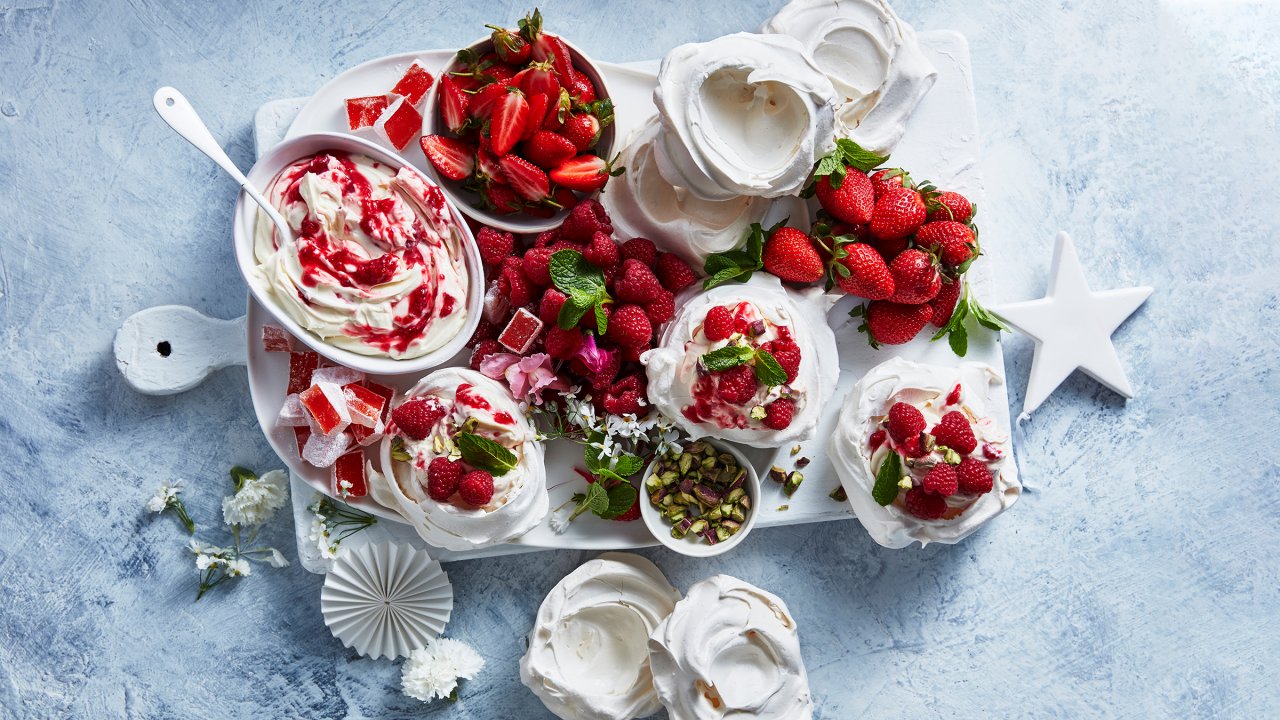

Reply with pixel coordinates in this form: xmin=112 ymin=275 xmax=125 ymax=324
xmin=152 ymin=86 xmax=289 ymax=231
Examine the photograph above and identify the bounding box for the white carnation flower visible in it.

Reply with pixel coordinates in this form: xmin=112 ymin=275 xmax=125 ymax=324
xmin=401 ymin=637 xmax=485 ymax=703
xmin=146 ymin=479 xmax=184 ymax=513
xmin=267 ymin=548 xmax=289 ymax=568
xmin=222 ymin=469 xmax=288 ymax=527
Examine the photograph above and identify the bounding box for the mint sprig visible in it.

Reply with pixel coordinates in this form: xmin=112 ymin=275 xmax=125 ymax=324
xmin=753 ymin=349 xmax=787 ymax=387
xmin=456 ymin=432 xmax=517 ymax=475
xmin=871 ymin=451 xmax=903 ymax=506
xmin=929 ymin=281 xmax=1009 ymax=357
xmin=808 ymin=138 xmax=889 ymax=193
xmin=702 ymin=223 xmax=765 ymax=290
xmin=551 ymin=249 xmax=610 ymax=330
xmin=701 ymin=344 xmax=755 ymax=371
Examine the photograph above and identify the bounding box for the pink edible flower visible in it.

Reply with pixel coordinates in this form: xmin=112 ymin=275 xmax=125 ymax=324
xmin=479 ymin=352 xmax=568 ymax=405
xmin=574 ymin=332 xmax=615 ymax=374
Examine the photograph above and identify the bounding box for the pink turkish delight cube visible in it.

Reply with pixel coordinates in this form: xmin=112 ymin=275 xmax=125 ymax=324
xmin=303 ymin=429 xmax=351 ymax=468
xmin=287 ymin=352 xmax=320 ymax=395
xmin=261 ymin=325 xmax=293 ymax=352
xmin=346 ymin=95 xmax=390 ymax=130
xmin=276 ymin=393 xmax=308 ymax=427
xmin=374 ymin=96 xmax=422 ymax=151
xmin=390 ymin=61 xmax=434 ymax=106
xmin=332 ymin=450 xmax=369 ymax=498
xmin=292 ymin=426 xmax=311 ymax=456
xmin=311 ymin=365 xmax=366 ymax=388
xmin=300 ymin=382 xmax=351 ymax=436
xmin=343 ymin=383 xmax=387 ymax=428
xmin=498 ymin=307 xmax=544 ymax=354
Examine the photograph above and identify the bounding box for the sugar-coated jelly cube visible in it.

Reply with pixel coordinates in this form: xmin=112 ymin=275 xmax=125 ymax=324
xmin=346 ymin=95 xmax=390 ymax=130
xmin=276 ymin=393 xmax=308 ymax=427
xmin=300 ymin=382 xmax=352 ymax=436
xmin=261 ymin=325 xmax=293 ymax=352
xmin=364 ymin=381 xmax=395 ymax=405
xmin=303 ymin=429 xmax=351 ymax=468
xmin=349 ymin=423 xmax=382 ymax=446
xmin=374 ymin=96 xmax=422 ymax=151
xmin=292 ymin=426 xmax=311 ymax=456
xmin=498 ymin=308 xmax=545 ymax=354
xmin=332 ymin=450 xmax=369 ymax=498
xmin=312 ymin=365 xmax=365 ymax=388
xmin=343 ymin=383 xmax=387 ymax=428
xmin=287 ymin=352 xmax=320 ymax=395
xmin=390 ymin=61 xmax=435 ymax=106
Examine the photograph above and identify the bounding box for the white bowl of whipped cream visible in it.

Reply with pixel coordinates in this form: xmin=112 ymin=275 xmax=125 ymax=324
xmin=232 ymin=131 xmax=482 ymax=375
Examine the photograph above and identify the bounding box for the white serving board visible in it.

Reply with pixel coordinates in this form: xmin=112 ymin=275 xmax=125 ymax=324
xmin=248 ymin=32 xmax=1018 ymax=567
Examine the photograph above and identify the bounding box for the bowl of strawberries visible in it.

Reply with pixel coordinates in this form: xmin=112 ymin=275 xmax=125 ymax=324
xmin=418 ymin=9 xmax=619 ymax=233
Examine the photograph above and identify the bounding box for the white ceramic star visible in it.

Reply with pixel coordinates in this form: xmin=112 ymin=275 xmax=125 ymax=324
xmin=993 ymin=232 xmax=1152 ymax=416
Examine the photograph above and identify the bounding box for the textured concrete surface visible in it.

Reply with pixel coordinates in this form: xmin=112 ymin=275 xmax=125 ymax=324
xmin=2 ymin=1 xmax=1278 ymax=718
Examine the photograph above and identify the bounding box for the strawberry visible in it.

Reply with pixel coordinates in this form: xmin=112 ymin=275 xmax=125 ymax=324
xmin=870 ymin=187 xmax=927 ymax=240
xmin=702 ymin=305 xmax=733 ymax=342
xmin=655 ymin=252 xmax=697 ymax=292
xmin=419 ymin=135 xmax=474 ymax=181
xmin=862 ymin=301 xmax=932 ymax=346
xmin=887 ymin=402 xmax=926 ymax=443
xmin=476 ymin=145 xmax=506 ymax=183
xmin=469 ymin=339 xmax=502 ymax=370
xmin=489 ymin=88 xmax=530 ymax=156
xmin=482 ymin=182 xmax=521 ymax=214
xmin=561 ymin=113 xmax=601 ymax=152
xmin=928 ymin=191 xmax=973 ymax=223
xmin=523 ymin=130 xmax=576 ymax=169
xmin=487 ymin=25 xmax=531 ymax=65
xmin=438 ymin=75 xmax=470 ymax=134
xmin=607 ymin=304 xmax=652 ymax=347
xmin=551 ymin=154 xmax=617 ymax=192
xmin=931 ymin=411 xmax=977 ymax=454
xmin=956 ymin=457 xmax=994 ymax=494
xmin=426 ymin=457 xmax=464 ymax=502
xmin=915 ymin=221 xmax=976 ymax=268
xmin=762 ymin=398 xmax=794 ymax=430
xmin=469 ymin=83 xmax=508 ymax=121
xmin=544 ymin=325 xmax=582 ymax=359
xmin=904 ymin=487 xmax=946 ymax=520
xmin=524 ymin=92 xmax=551 ymax=141
xmin=833 ymin=243 xmax=894 ymax=300
xmin=870 ymin=168 xmax=909 ymax=198
xmin=716 ymin=365 xmax=757 ymax=405
xmin=458 ymin=470 xmax=495 ymax=506
xmin=515 ymin=61 xmax=560 ymax=99
xmin=886 ymin=249 xmax=941 ymax=304
xmin=584 ymin=231 xmax=620 ymax=269
xmin=646 ymin=290 xmax=675 ymax=325
xmin=475 ymin=226 xmax=515 ymax=265
xmin=567 ymin=70 xmax=596 ymax=103
xmin=561 ymin=199 xmax=612 ymax=241
xmin=620 ymin=237 xmax=657 ymax=265
xmin=928 ymin=278 xmax=961 ymax=327
xmin=391 ymin=398 xmax=446 ymax=440
xmin=522 ymin=246 xmax=555 ymax=286
xmin=552 ymin=186 xmax=578 ymax=212
xmin=763 ymin=227 xmax=824 ymax=283
xmin=614 ymin=259 xmax=663 ymax=303
xmin=815 ymin=170 xmax=875 ymax=225
xmin=541 ymin=88 xmax=572 ymax=131
xmin=868 ymin=234 xmax=909 ymax=262
xmin=922 ymin=464 xmax=959 ymax=496
xmin=497 ymin=155 xmax=550 ymax=202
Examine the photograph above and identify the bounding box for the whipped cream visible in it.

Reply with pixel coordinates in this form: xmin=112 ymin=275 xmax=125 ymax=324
xmin=648 ymin=575 xmax=812 ymax=720
xmin=602 ymin=116 xmax=770 ymax=268
xmin=642 ymin=275 xmax=838 ymax=448
xmin=762 ymin=0 xmax=937 ymax=154
xmin=520 ymin=553 xmax=681 ymax=720
xmin=253 ymin=152 xmax=471 ymax=359
xmin=831 ymin=357 xmax=1020 ymax=548
xmin=653 ymin=32 xmax=837 ymax=201
xmin=374 ymin=367 xmax=547 ymax=550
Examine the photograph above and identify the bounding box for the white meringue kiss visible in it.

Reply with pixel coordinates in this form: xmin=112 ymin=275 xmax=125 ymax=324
xmin=648 ymin=575 xmax=812 ymax=720
xmin=642 ymin=275 xmax=838 ymax=448
xmin=520 ymin=553 xmax=681 ymax=720
xmin=762 ymin=0 xmax=937 ymax=154
xmin=374 ymin=367 xmax=547 ymax=551
xmin=831 ymin=358 xmax=1020 ymax=549
xmin=653 ymin=32 xmax=837 ymax=201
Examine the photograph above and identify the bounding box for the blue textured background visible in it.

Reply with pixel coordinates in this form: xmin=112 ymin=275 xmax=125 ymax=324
xmin=2 ymin=1 xmax=1278 ymax=717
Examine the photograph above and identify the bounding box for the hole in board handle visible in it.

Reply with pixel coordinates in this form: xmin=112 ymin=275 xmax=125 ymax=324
xmin=157 ymin=341 xmax=172 ymax=357
xmin=165 ymin=97 xmax=175 ymax=107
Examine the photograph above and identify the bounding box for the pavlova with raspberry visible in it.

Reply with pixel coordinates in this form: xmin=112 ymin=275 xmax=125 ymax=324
xmin=831 ymin=357 xmax=1020 ymax=548
xmin=641 ymin=274 xmax=839 ymax=448
xmin=373 ymin=367 xmax=548 ymax=550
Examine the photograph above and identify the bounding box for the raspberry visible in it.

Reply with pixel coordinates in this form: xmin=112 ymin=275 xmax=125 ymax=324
xmin=903 ymin=487 xmax=946 ymax=520
xmin=762 ymin=398 xmax=794 ymax=430
xmin=561 ymin=199 xmax=612 ymax=241
xmin=391 ymin=398 xmax=446 ymax=440
xmin=458 ymin=470 xmax=495 ymax=506
xmin=587 ymin=348 xmax=622 ymax=390
xmin=603 ymin=374 xmax=646 ymax=415
xmin=469 ymin=339 xmax=502 ymax=370
xmin=655 ymin=252 xmax=697 ymax=292
xmin=584 ymin=231 xmax=621 ymax=269
xmin=522 ymin=247 xmax=554 ymax=287
xmin=703 ymin=305 xmax=734 ymax=342
xmin=606 ymin=304 xmax=653 ymax=348
xmin=886 ymin=402 xmax=926 ymax=443
xmin=475 ymin=226 xmax=515 ymax=265
xmin=468 ymin=318 xmax=498 ymax=347
xmin=922 ymin=463 xmax=958 ymax=496
xmin=620 ymin=343 xmax=650 ymax=363
xmin=497 ymin=263 xmax=532 ymax=308
xmin=956 ymin=457 xmax=994 ymax=494
xmin=544 ymin=325 xmax=583 ymax=359
xmin=932 ymin=411 xmax=977 ymax=454
xmin=900 ymin=435 xmax=927 ymax=458
xmin=620 ymin=237 xmax=657 ymax=265
xmin=614 ymin=259 xmax=663 ymax=303
xmin=716 ymin=365 xmax=757 ymax=405
xmin=646 ymin=291 xmax=675 ymax=325
xmin=426 ymin=458 xmax=463 ymax=501
xmin=533 ymin=230 xmax=560 ymax=248
xmin=763 ymin=340 xmax=800 ymax=383
xmin=539 ymin=288 xmax=568 ymax=325
xmin=868 ymin=429 xmax=887 ymax=450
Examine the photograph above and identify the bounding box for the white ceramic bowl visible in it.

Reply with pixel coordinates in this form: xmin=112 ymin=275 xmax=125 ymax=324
xmin=639 ymin=439 xmax=761 ymax=558
xmin=231 ymin=131 xmax=483 ymax=376
xmin=420 ymin=36 xmax=616 ymax=233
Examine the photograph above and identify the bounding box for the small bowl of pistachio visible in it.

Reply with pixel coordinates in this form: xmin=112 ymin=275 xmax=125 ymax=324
xmin=640 ymin=439 xmax=760 ymax=557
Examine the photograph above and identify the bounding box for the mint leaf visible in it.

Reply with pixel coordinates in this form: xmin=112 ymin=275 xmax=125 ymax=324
xmin=702 ymin=344 xmax=755 ymax=371
xmin=872 ymin=451 xmax=902 ymax=506
xmin=581 ymin=482 xmax=609 ymax=515
xmin=948 ymin=322 xmax=969 ymax=357
xmin=834 ymin=138 xmax=888 ymax=172
xmin=701 ymin=224 xmax=765 ymax=290
xmin=613 ymin=452 xmax=645 ymax=477
xmin=456 ymin=432 xmax=517 ymax=475
xmin=753 ymin=349 xmax=787 ymax=387
xmin=551 ymin=249 xmax=607 ymax=298
xmin=599 ymin=483 xmax=638 ymax=519
xmin=594 ymin=301 xmax=608 ymax=335
xmin=557 ymin=293 xmax=592 ymax=329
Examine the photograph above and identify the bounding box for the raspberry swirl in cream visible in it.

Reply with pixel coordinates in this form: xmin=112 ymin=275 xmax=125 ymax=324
xmin=253 ymin=152 xmax=470 ymax=359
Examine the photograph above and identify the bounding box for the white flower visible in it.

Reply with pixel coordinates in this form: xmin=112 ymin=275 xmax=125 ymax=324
xmin=548 ymin=505 xmax=573 ymax=534
xmin=652 ymin=417 xmax=683 ymax=457
xmin=267 ymin=548 xmax=290 ymax=568
xmin=564 ymin=393 xmax=600 ymax=432
xmin=588 ymin=435 xmax=620 ymax=463
xmin=222 ymin=469 xmax=288 ymax=527
xmin=146 ymin=479 xmax=184 ymax=513
xmin=226 ymin=558 xmax=251 ymax=577
xmin=401 ymin=638 xmax=485 ymax=703
xmin=605 ymin=413 xmax=644 ymax=440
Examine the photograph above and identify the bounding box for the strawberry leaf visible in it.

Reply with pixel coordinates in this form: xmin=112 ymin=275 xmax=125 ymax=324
xmin=872 ymin=451 xmax=902 ymax=506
